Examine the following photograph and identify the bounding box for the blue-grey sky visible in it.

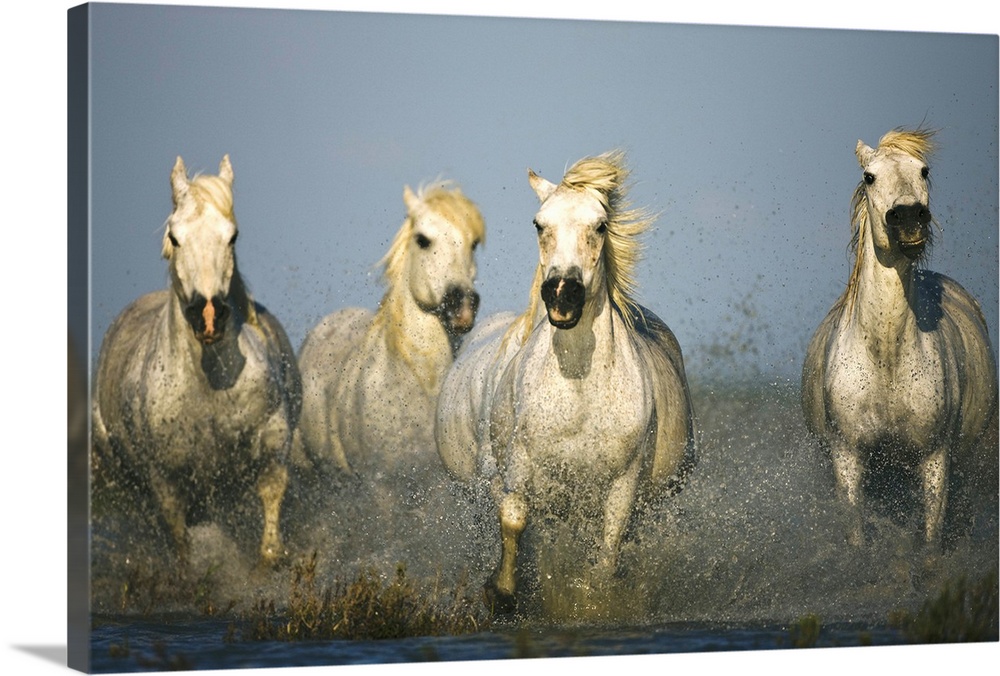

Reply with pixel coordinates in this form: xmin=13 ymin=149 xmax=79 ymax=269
xmin=85 ymin=2 xmax=998 ymax=381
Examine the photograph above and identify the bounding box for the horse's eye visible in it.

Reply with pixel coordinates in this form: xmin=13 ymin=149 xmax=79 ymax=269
xmin=921 ymin=166 xmax=929 ymax=179
xmin=596 ymin=221 xmax=608 ymax=235
xmin=229 ymin=232 xmax=238 ymax=246
xmin=534 ymin=220 xmax=543 ymax=235
xmin=168 ymin=232 xmax=180 ymax=248
xmin=415 ymin=233 xmax=431 ymax=249
xmin=863 ymin=172 xmax=875 ymax=185
xmin=471 ymin=239 xmax=480 ymax=251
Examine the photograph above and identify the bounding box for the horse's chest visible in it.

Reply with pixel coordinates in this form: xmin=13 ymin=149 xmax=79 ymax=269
xmin=512 ymin=358 xmax=649 ymax=479
xmin=141 ymin=348 xmax=279 ymax=460
xmin=826 ymin=331 xmax=950 ymax=445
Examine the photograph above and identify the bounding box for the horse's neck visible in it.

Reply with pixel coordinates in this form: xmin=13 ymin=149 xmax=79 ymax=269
xmin=846 ymin=234 xmax=918 ymax=363
xmin=165 ymin=284 xmax=249 ymax=389
xmin=550 ymin=282 xmax=621 ymax=379
xmin=377 ymin=286 xmax=451 ymax=392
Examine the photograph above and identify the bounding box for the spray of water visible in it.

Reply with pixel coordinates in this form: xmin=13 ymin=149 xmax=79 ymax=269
xmin=90 ymin=370 xmax=997 ymax=631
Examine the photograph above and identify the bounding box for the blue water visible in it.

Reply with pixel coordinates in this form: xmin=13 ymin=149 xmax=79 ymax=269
xmin=89 ymin=616 xmax=909 ymax=672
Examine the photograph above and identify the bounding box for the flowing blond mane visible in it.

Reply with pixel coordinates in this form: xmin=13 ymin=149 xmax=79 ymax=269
xmin=842 ymin=127 xmax=936 ymax=313
xmin=504 ymin=150 xmax=654 ymax=347
xmin=190 ymin=174 xmax=236 ymax=220
xmin=372 ymin=182 xmax=485 ymax=386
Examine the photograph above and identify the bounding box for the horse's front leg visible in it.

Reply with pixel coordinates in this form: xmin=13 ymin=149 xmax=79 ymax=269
xmin=920 ymin=446 xmax=949 ymax=546
xmin=486 ymin=488 xmax=527 ymax=614
xmin=254 ymin=409 xmax=292 ymax=567
xmin=596 ymin=453 xmax=641 ymax=577
xmin=257 ymin=460 xmax=288 ymax=566
xmin=148 ymin=466 xmax=189 ymax=564
xmin=485 ymin=427 xmax=531 ymax=615
xmin=830 ymin=440 xmax=864 ymax=546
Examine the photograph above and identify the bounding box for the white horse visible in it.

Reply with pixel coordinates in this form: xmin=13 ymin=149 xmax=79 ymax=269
xmin=298 ymin=182 xmax=485 ymax=478
xmin=802 ymin=128 xmax=998 ymax=547
xmin=436 ymin=151 xmax=696 ymax=613
xmin=93 ymin=155 xmax=302 ymax=567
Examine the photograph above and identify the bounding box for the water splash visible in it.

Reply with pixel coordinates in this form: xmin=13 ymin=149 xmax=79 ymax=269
xmin=90 ymin=376 xmax=998 ymax=632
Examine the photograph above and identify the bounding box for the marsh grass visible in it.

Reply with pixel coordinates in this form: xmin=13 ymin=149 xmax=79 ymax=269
xmin=890 ymin=569 xmax=998 ymax=643
xmin=236 ymin=551 xmax=490 ymax=641
xmin=111 ymin=556 xmax=237 ymax=617
xmin=785 ymin=613 xmax=822 ymax=648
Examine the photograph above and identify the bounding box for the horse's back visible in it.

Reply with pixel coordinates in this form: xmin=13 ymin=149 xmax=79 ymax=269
xmin=435 ymin=311 xmax=517 ymax=482
xmin=630 ymin=305 xmax=697 ymax=492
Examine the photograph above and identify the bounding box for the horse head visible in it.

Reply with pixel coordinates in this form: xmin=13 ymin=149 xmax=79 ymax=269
xmin=529 ymin=170 xmax=604 ymax=329
xmin=163 ymin=155 xmax=240 ymax=345
xmin=528 ymin=151 xmax=647 ymax=331
xmin=854 ymin=129 xmax=935 ymax=263
xmin=395 ymin=183 xmax=484 ymax=338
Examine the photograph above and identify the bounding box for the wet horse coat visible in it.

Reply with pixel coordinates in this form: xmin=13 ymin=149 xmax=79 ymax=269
xmin=92 ymin=155 xmax=301 ymax=565
xmin=802 ymin=128 xmax=998 ymax=546
xmin=436 ymin=151 xmax=696 ymax=612
xmin=298 ymin=183 xmax=485 ymax=478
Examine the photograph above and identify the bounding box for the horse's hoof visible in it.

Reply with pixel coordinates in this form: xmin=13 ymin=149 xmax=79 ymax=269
xmin=259 ymin=544 xmax=290 ymax=570
xmin=483 ymin=581 xmax=516 ymax=615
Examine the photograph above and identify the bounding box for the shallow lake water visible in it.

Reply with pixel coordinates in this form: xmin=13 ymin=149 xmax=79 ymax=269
xmin=87 ymin=378 xmax=999 ymax=673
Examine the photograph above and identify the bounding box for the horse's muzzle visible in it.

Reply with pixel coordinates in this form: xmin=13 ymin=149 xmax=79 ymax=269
xmin=541 ymin=272 xmax=586 ymax=330
xmin=184 ymin=293 xmax=230 ymax=345
xmin=886 ymin=202 xmax=932 ymax=260
xmin=435 ymin=286 xmax=480 ymax=336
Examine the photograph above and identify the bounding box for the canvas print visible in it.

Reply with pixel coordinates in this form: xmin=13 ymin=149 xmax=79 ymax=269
xmin=68 ymin=2 xmax=999 ymax=673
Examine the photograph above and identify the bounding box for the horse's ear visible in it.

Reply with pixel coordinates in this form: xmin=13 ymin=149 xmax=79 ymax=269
xmin=219 ymin=154 xmax=234 ymax=185
xmin=855 ymin=140 xmax=875 ymax=168
xmin=528 ymin=169 xmax=557 ymax=203
xmin=171 ymin=156 xmax=189 ymax=205
xmin=403 ymin=185 xmax=419 ymax=214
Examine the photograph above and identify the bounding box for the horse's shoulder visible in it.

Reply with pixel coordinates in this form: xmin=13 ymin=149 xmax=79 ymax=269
xmin=916 ymin=269 xmax=992 ymax=336
xmin=457 ymin=311 xmax=517 ymax=359
xmin=111 ymin=289 xmax=170 ymax=327
xmin=249 ymin=301 xmax=295 ymax=350
xmin=299 ymin=307 xmax=372 ymax=364
xmin=307 ymin=307 xmax=372 ymax=345
xmin=249 ymin=300 xmax=303 ymax=409
xmin=98 ymin=290 xmax=171 ymax=367
xmin=628 ymin=304 xmax=685 ymax=372
xmin=803 ymin=292 xmax=850 ymax=368
xmin=624 ymin=304 xmax=697 ymax=488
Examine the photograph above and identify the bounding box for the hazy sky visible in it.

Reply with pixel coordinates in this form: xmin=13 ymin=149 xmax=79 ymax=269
xmin=83 ymin=2 xmax=998 ymax=382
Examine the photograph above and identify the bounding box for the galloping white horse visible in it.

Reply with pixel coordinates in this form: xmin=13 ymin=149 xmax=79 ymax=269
xmin=802 ymin=128 xmax=998 ymax=547
xmin=436 ymin=151 xmax=696 ymax=612
xmin=298 ymin=183 xmax=485 ymax=477
xmin=93 ymin=155 xmax=302 ymax=567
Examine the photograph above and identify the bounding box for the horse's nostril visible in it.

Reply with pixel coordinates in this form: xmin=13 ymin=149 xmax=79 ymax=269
xmin=185 ymin=297 xmax=205 ymax=326
xmin=215 ymin=299 xmax=230 ymax=322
